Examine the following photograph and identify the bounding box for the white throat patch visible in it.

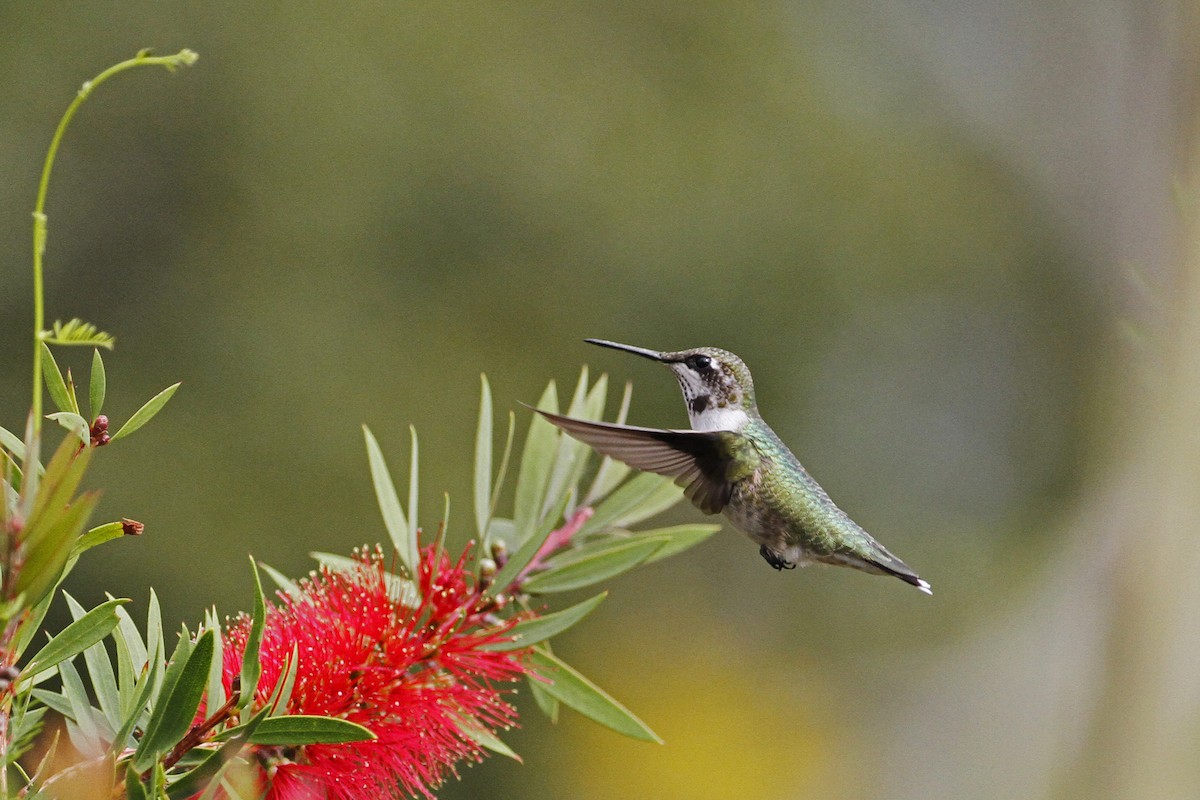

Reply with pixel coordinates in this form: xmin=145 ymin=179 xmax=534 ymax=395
xmin=690 ymin=406 xmax=750 ymax=431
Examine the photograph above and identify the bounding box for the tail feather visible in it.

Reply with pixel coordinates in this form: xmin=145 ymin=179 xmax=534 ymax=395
xmin=866 ymin=553 xmax=932 ymax=596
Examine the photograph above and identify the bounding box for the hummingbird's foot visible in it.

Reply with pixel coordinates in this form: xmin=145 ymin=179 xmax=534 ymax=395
xmin=759 ymin=545 xmax=796 ymax=571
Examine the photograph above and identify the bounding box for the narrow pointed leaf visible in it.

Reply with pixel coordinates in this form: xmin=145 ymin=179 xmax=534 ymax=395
xmin=126 ymin=764 xmax=150 ymax=800
xmin=41 ymin=343 xmax=77 ymax=414
xmin=19 ymin=414 xmax=41 ymax=520
xmin=258 ymin=561 xmax=300 ymax=596
xmin=512 ymin=382 xmax=558 ymax=544
xmin=245 ymin=715 xmax=374 ymax=745
xmin=135 ymin=630 xmax=214 ymax=771
xmin=58 ymin=656 xmax=102 ymax=756
xmin=638 ymin=524 xmax=722 ymax=563
xmin=488 ymin=412 xmax=516 ymax=519
xmin=407 ymin=425 xmax=419 ymax=548
xmin=484 ymin=592 xmax=607 ymax=651
xmin=541 ymin=368 xmax=591 ymax=518
xmin=265 ymin=644 xmax=299 ymax=716
xmin=474 ymin=374 xmax=493 ymax=539
xmin=22 ymin=598 xmax=128 ymax=682
xmin=114 ymin=601 xmax=148 ymax=678
xmin=29 ymin=432 xmax=91 ymax=523
xmin=579 ymin=472 xmax=682 ymax=536
xmin=147 ymin=589 xmax=164 ymax=691
xmin=239 ymin=559 xmax=266 ymax=713
xmin=530 ymin=648 xmax=661 ymax=742
xmin=64 ymin=594 xmax=121 ymax=729
xmin=17 ymin=490 xmax=100 ymax=606
xmin=0 ymin=426 xmax=27 ymax=463
xmin=206 ymin=608 xmax=226 ymax=713
xmin=70 ymin=521 xmax=127 ymax=560
xmin=90 ymin=349 xmax=107 ymax=419
xmin=529 ymin=674 xmax=559 ymax=721
xmin=113 ymin=626 xmax=137 ymax=731
xmin=362 ymin=425 xmax=416 ymax=577
xmin=111 ymin=382 xmax=180 ymax=442
xmin=46 ymin=412 xmax=89 ymax=444
xmin=521 ymin=538 xmax=665 ymax=594
xmin=454 ymin=714 xmax=521 ymax=761
xmin=111 ymin=653 xmax=162 ymax=757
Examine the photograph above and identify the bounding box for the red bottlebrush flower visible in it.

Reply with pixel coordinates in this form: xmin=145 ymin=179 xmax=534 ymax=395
xmin=219 ymin=544 xmax=531 ymax=800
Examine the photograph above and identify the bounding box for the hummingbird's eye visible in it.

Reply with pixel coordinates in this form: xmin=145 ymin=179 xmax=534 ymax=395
xmin=690 ymin=354 xmax=712 ymax=371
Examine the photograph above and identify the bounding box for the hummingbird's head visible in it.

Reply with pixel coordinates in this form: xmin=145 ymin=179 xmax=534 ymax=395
xmin=586 ymin=339 xmax=756 ymax=431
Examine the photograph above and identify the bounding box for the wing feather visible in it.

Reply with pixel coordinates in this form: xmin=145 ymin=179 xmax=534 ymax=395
xmin=533 ymin=408 xmax=748 ymax=514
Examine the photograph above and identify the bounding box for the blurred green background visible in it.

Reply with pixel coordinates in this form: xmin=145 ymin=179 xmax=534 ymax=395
xmin=2 ymin=4 xmax=1197 ymax=799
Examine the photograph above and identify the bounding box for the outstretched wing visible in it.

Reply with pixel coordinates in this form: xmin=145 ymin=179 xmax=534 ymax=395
xmin=533 ymin=408 xmax=755 ymax=514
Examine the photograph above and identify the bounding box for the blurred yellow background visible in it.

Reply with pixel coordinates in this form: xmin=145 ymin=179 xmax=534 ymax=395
xmin=1 ymin=4 xmax=1197 ymax=798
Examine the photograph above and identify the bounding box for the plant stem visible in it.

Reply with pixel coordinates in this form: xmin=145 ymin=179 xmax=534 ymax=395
xmin=30 ymin=48 xmax=197 ymax=436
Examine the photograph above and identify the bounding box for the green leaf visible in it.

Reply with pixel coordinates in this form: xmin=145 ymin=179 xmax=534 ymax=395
xmin=483 ymin=592 xmax=607 ymax=651
xmin=579 ymin=472 xmax=682 ymax=536
xmin=205 ymin=608 xmax=226 ymax=714
xmin=126 ymin=763 xmax=150 ymax=800
xmin=0 ymin=425 xmax=29 ymax=464
xmin=114 ymin=600 xmax=148 ymax=681
xmin=238 ymin=559 xmax=266 ymax=714
xmin=135 ymin=629 xmax=214 ymax=771
xmin=407 ymin=425 xmax=420 ymax=549
xmin=30 ymin=689 xmax=72 ymax=717
xmin=529 ymin=673 xmax=559 ymax=721
xmin=111 ymin=595 xmax=164 ymax=753
xmin=512 ymin=382 xmax=558 ymax=544
xmin=486 ymin=489 xmax=572 ymax=598
xmin=44 ymin=318 xmax=115 ymax=349
xmin=113 ymin=622 xmax=137 ymax=733
xmin=637 ymin=524 xmax=722 ymax=563
xmin=264 ymin=643 xmax=299 ymax=716
xmin=111 ymin=382 xmax=180 ymax=442
xmin=454 ymin=714 xmax=521 ymax=761
xmin=147 ymin=589 xmax=165 ymax=690
xmin=58 ymin=655 xmax=103 ymax=756
xmin=64 ymin=594 xmax=121 ymax=730
xmin=112 ymin=653 xmax=162 ymax=757
xmin=46 ymin=411 xmax=89 ymax=444
xmin=258 ymin=561 xmax=300 ymax=596
xmin=28 ymin=433 xmax=91 ymax=525
xmin=40 ymin=342 xmax=77 ymax=414
xmin=486 ymin=412 xmax=516 ymax=545
xmin=69 ymin=521 xmax=127 ymax=561
xmin=541 ymin=367 xmax=591 ymax=518
xmin=244 ymin=715 xmax=375 ymax=745
xmin=529 ymin=648 xmax=661 ymax=742
xmin=521 ymin=538 xmax=665 ymax=594
xmin=90 ymin=349 xmax=107 ymax=418
xmin=362 ymin=425 xmax=417 ymax=577
xmin=16 ymin=439 xmax=99 ymax=607
xmin=474 ymin=374 xmax=493 ymax=539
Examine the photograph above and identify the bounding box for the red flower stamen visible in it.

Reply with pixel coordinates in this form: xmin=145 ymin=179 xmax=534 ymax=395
xmin=218 ymin=544 xmax=532 ymax=799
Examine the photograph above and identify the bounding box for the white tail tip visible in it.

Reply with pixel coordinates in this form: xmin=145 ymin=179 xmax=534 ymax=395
xmin=916 ymin=579 xmax=933 ymax=596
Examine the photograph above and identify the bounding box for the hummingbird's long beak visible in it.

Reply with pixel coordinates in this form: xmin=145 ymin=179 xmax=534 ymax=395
xmin=585 ymin=338 xmax=670 ymax=362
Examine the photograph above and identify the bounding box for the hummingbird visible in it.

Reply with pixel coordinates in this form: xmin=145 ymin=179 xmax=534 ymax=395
xmin=535 ymin=339 xmax=931 ymax=595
